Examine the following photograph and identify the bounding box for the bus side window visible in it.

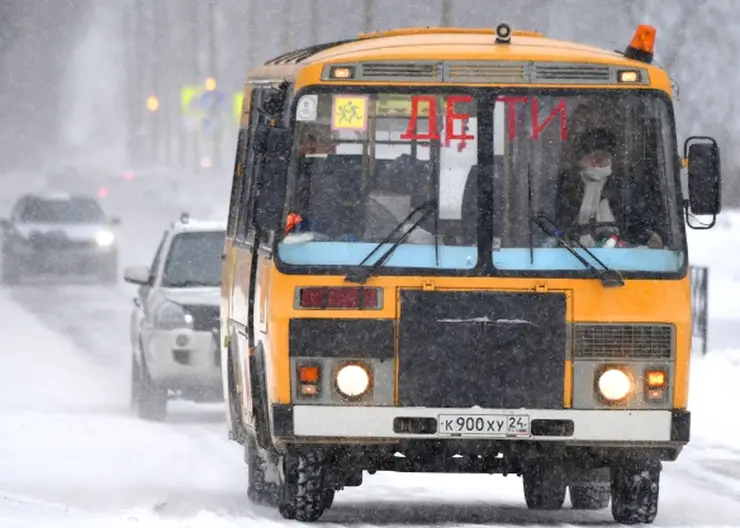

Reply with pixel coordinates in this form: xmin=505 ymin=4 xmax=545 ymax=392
xmin=227 ymin=127 xmax=248 ymax=239
xmin=235 ymin=86 xmax=266 ymax=243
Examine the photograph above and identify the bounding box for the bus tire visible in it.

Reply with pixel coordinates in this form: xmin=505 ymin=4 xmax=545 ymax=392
xmin=610 ymin=459 xmax=661 ymax=524
xmin=570 ymin=483 xmax=610 ymax=510
xmin=278 ymin=451 xmax=331 ymax=522
xmin=522 ymin=463 xmax=566 ymax=510
xmin=245 ymin=433 xmax=280 ymax=507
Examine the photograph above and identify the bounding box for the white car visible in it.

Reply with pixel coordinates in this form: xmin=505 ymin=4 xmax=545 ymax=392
xmin=123 ymin=215 xmax=226 ymax=420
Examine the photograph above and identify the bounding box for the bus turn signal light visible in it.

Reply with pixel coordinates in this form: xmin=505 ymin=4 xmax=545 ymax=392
xmin=298 ymin=365 xmax=321 ymax=397
xmin=624 ymin=24 xmax=656 ymax=64
xmin=645 ymin=369 xmax=668 ymax=402
xmin=299 ymin=365 xmax=320 ymax=383
xmin=297 ymin=287 xmax=381 ymax=309
xmin=646 ymin=370 xmax=667 ymax=389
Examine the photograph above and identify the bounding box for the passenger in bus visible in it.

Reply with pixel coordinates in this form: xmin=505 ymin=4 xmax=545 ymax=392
xmin=555 ymin=128 xmax=665 ymax=249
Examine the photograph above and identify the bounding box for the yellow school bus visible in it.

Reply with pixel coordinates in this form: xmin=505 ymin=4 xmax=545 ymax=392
xmin=220 ymin=23 xmax=722 ymax=523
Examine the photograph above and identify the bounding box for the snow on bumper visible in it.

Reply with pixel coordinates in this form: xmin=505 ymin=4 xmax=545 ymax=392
xmin=145 ymin=329 xmax=221 ymax=389
xmin=283 ymin=406 xmax=688 ymax=444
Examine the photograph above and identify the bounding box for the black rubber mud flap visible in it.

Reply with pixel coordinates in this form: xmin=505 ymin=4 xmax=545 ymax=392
xmin=226 ymin=342 xmax=247 ymax=443
xmin=251 ymin=343 xmax=273 ymax=450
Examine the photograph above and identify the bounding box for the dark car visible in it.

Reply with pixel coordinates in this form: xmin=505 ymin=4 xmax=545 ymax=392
xmin=0 ymin=192 xmax=120 ymax=284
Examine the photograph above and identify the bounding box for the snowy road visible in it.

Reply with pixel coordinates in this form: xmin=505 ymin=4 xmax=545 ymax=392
xmin=2 ymin=188 xmax=740 ymax=525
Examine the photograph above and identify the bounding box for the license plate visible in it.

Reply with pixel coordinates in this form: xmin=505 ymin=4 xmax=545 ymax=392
xmin=437 ymin=414 xmax=530 ymax=437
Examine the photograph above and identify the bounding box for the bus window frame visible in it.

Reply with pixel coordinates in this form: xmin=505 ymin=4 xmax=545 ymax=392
xmin=235 ymin=86 xmax=268 ymax=244
xmin=227 ymin=128 xmax=248 ymax=239
xmin=272 ymin=84 xmax=688 ymax=282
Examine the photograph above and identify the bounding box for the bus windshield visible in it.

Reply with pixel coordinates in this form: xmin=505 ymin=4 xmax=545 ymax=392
xmin=277 ymin=89 xmax=684 ymax=276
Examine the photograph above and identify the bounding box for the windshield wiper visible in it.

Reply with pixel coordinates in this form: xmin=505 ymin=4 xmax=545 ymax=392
xmin=344 ymin=200 xmax=438 ymax=285
xmin=529 ymin=213 xmax=625 ymax=288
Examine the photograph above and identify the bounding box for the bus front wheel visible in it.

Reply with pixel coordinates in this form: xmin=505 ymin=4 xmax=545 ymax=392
xmin=278 ymin=451 xmax=333 ymax=522
xmin=522 ymin=463 xmax=567 ymax=510
xmin=610 ymin=459 xmax=661 ymax=524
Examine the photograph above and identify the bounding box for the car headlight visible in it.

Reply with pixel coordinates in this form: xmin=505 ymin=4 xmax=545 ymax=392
xmin=335 ymin=364 xmax=371 ymax=398
xmin=154 ymin=301 xmax=193 ymax=330
xmin=96 ymin=230 xmax=115 ymax=247
xmin=597 ymin=368 xmax=633 ymax=402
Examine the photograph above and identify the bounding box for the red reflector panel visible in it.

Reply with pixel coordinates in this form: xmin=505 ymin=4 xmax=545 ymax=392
xmin=327 ymin=287 xmax=361 ymax=308
xmin=362 ymin=288 xmax=379 ymax=308
xmin=297 ymin=287 xmax=381 ymax=309
xmin=299 ymin=287 xmax=325 ymax=308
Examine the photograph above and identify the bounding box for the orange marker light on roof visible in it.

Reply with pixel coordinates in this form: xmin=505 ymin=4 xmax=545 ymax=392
xmin=624 ymin=24 xmax=656 ymax=64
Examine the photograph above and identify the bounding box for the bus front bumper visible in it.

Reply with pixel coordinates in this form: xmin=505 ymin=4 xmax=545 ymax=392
xmin=272 ymin=405 xmax=690 ymax=446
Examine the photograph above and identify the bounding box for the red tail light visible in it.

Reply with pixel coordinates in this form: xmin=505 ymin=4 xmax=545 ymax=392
xmin=297 ymin=287 xmax=382 ymax=309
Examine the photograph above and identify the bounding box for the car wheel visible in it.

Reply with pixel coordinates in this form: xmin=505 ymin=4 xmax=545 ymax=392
xmin=131 ymin=354 xmax=167 ymax=421
xmin=1 ymin=253 xmax=21 ymax=285
xmin=98 ymin=258 xmax=118 ymax=285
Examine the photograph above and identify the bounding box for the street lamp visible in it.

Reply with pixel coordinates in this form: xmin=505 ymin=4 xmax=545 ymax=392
xmin=205 ymin=77 xmax=216 ymax=91
xmin=146 ymin=95 xmax=160 ymax=112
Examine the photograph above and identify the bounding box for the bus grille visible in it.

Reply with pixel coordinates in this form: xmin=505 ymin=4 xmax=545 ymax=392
xmin=531 ymin=63 xmax=612 ymax=83
xmin=360 ymin=62 xmax=441 ymax=81
xmin=446 ymin=62 xmax=527 ymax=83
xmin=397 ymin=290 xmax=567 ymax=409
xmin=573 ymin=324 xmax=674 ymax=360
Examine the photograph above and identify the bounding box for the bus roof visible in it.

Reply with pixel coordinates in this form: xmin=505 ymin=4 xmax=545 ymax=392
xmin=255 ymin=27 xmax=655 ymax=72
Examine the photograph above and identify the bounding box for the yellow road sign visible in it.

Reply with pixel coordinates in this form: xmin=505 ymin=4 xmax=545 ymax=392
xmin=233 ymin=93 xmax=244 ymax=125
xmin=181 ymin=85 xmax=206 ymax=117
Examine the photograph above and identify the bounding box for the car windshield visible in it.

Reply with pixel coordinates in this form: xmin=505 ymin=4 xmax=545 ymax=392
xmin=277 ymin=89 xmax=684 ymax=276
xmin=19 ymin=198 xmax=105 ymax=223
xmin=161 ymin=231 xmax=225 ymax=288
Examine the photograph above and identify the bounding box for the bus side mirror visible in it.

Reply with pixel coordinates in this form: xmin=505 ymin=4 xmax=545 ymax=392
xmin=255 ymin=126 xmax=291 ymax=232
xmin=684 ymin=136 xmax=721 ymax=217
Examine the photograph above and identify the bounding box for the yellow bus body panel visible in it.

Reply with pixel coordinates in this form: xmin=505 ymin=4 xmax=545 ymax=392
xmin=254 ymin=261 xmax=690 ymax=409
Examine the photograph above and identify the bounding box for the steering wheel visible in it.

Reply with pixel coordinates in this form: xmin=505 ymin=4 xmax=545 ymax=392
xmin=563 ymin=221 xmax=624 ymax=245
xmin=564 ymin=222 xmax=665 ymax=249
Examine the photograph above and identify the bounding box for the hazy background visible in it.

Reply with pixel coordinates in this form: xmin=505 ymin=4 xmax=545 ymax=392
xmin=1 ymin=0 xmax=737 ymax=201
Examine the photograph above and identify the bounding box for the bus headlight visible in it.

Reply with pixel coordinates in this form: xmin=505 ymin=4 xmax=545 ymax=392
xmin=335 ymin=364 xmax=370 ymax=398
xmin=597 ymin=368 xmax=632 ymax=402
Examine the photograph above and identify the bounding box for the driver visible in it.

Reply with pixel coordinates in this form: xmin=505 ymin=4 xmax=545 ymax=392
xmin=555 ymin=128 xmax=664 ymax=249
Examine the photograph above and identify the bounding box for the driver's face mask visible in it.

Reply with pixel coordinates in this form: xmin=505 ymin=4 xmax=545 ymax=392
xmin=581 ymin=164 xmax=612 ymax=183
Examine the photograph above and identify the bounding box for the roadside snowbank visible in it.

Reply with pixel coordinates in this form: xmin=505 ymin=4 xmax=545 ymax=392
xmin=0 ymin=290 xmax=246 ymax=524
xmin=689 ymin=348 xmax=740 ymax=448
xmin=686 ymin=208 xmax=740 ymax=448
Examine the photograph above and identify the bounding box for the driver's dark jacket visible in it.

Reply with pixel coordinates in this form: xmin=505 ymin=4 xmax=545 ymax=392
xmin=554 ymin=168 xmax=668 ymax=246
